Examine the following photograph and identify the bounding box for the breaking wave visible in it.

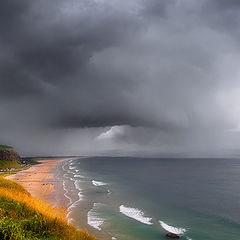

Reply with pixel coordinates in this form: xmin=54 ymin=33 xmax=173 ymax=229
xmin=74 ymin=174 xmax=84 ymax=178
xmin=66 ymin=180 xmax=84 ymax=223
xmin=119 ymin=205 xmax=153 ymax=225
xmin=87 ymin=203 xmax=105 ymax=230
xmin=159 ymin=221 xmax=186 ymax=235
xmin=69 ymin=166 xmax=77 ymax=170
xmin=92 ymin=180 xmax=108 ymax=186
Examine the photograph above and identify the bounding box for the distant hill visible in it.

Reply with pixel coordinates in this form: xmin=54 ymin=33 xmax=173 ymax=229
xmin=0 ymin=145 xmax=21 ymax=170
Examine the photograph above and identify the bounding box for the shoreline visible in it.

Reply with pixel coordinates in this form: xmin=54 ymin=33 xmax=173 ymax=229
xmin=5 ymin=158 xmax=71 ymax=207
xmin=5 ymin=157 xmax=110 ymax=240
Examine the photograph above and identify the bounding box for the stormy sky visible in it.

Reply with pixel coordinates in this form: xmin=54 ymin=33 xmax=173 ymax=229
xmin=1 ymin=0 xmax=240 ymax=156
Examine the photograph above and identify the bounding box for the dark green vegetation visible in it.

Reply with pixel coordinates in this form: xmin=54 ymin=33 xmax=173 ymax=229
xmin=22 ymin=157 xmax=40 ymax=165
xmin=0 ymin=160 xmax=21 ymax=170
xmin=0 ymin=145 xmax=22 ymax=170
xmin=0 ymin=145 xmax=13 ymax=150
xmin=0 ymin=177 xmax=97 ymax=240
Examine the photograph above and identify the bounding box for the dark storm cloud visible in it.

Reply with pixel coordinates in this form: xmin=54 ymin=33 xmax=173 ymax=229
xmin=141 ymin=0 xmax=176 ymax=17
xmin=0 ymin=0 xmax=140 ymax=97
xmin=207 ymin=0 xmax=240 ymax=9
xmin=201 ymin=0 xmax=240 ymax=32
xmin=1 ymin=0 xmax=240 ymax=155
xmin=0 ymin=1 xmax=28 ymax=29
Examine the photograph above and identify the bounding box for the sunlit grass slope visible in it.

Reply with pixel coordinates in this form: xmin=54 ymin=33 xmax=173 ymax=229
xmin=0 ymin=177 xmax=97 ymax=240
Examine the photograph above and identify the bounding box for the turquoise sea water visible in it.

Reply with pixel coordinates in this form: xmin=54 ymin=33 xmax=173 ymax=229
xmin=59 ymin=157 xmax=240 ymax=240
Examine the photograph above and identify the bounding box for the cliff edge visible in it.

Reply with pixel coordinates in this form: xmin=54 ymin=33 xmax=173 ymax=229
xmin=0 ymin=145 xmax=21 ymax=170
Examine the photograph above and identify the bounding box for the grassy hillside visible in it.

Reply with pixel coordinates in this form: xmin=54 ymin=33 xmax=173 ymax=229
xmin=0 ymin=177 xmax=97 ymax=240
xmin=0 ymin=145 xmax=22 ymax=170
xmin=0 ymin=160 xmax=21 ymax=170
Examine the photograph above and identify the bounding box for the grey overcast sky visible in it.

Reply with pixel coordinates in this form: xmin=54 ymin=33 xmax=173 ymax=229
xmin=1 ymin=0 xmax=240 ymax=156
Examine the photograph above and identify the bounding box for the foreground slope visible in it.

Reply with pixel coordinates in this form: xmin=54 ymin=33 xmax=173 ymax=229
xmin=0 ymin=177 xmax=97 ymax=240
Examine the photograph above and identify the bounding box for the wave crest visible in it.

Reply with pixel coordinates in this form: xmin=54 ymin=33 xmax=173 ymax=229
xmin=159 ymin=221 xmax=186 ymax=235
xmin=119 ymin=205 xmax=152 ymax=225
xmin=92 ymin=180 xmax=108 ymax=186
xmin=88 ymin=203 xmax=105 ymax=230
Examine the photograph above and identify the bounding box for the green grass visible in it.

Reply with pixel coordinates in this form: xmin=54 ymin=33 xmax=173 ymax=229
xmin=0 ymin=145 xmax=22 ymax=171
xmin=0 ymin=160 xmax=21 ymax=170
xmin=22 ymin=158 xmax=40 ymax=165
xmin=0 ymin=146 xmax=15 ymax=153
xmin=0 ymin=145 xmax=13 ymax=150
xmin=0 ymin=177 xmax=98 ymax=240
xmin=0 ymin=165 xmax=31 ymax=177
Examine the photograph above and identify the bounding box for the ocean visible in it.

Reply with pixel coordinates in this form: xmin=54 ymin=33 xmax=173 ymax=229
xmin=57 ymin=157 xmax=240 ymax=240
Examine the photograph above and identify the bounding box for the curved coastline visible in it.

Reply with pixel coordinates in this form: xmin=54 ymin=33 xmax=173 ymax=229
xmin=5 ymin=158 xmax=71 ymax=207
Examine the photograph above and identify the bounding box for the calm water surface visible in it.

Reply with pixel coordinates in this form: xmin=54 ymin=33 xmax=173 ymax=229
xmin=60 ymin=157 xmax=240 ymax=240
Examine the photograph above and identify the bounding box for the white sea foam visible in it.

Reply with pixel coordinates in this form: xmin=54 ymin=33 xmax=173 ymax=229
xmin=92 ymin=180 xmax=108 ymax=186
xmin=66 ymin=182 xmax=84 ymax=223
xmin=159 ymin=221 xmax=186 ymax=235
xmin=69 ymin=166 xmax=77 ymax=170
xmin=63 ymin=173 xmax=75 ymax=182
xmin=68 ymin=191 xmax=84 ymax=210
xmin=74 ymin=180 xmax=82 ymax=191
xmin=66 ymin=191 xmax=84 ymax=223
xmin=87 ymin=203 xmax=105 ymax=230
xmin=75 ymin=169 xmax=80 ymax=172
xmin=74 ymin=174 xmax=84 ymax=178
xmin=62 ymin=179 xmax=73 ymax=205
xmin=119 ymin=205 xmax=153 ymax=225
xmin=62 ymin=160 xmax=72 ymax=171
xmin=74 ymin=180 xmax=84 ymax=200
xmin=62 ymin=173 xmax=75 ymax=201
xmin=62 ymin=161 xmax=85 ymax=223
xmin=72 ymin=180 xmax=84 ymax=201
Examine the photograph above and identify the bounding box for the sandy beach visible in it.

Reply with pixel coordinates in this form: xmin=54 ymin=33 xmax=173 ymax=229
xmin=6 ymin=157 xmax=110 ymax=240
xmin=6 ymin=158 xmax=70 ymax=206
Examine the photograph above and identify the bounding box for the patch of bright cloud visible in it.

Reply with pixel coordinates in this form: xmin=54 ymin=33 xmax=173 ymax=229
xmin=96 ymin=125 xmax=128 ymax=141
